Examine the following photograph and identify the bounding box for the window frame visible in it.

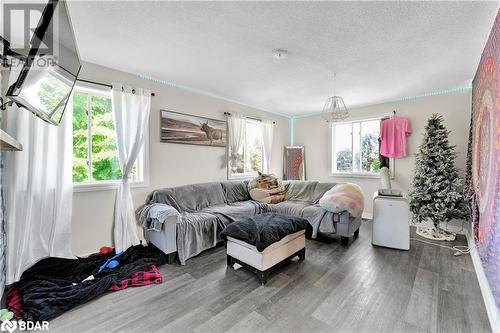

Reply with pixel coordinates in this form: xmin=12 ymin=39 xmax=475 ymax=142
xmin=329 ymin=116 xmax=394 ymax=179
xmin=227 ymin=117 xmax=265 ymax=180
xmin=72 ymin=85 xmax=150 ymax=192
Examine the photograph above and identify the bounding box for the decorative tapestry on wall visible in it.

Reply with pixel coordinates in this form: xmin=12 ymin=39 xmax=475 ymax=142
xmin=465 ymin=9 xmax=500 ymax=309
xmin=283 ymin=146 xmax=305 ymax=180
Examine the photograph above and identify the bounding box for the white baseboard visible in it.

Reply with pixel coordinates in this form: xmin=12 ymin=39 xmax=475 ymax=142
xmin=466 ymin=231 xmax=499 ymax=332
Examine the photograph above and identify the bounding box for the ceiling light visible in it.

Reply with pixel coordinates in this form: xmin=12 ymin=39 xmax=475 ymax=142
xmin=322 ymin=72 xmax=349 ymax=122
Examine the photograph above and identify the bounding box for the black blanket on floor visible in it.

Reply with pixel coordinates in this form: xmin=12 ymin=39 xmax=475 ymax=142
xmin=220 ymin=213 xmax=311 ymax=252
xmin=13 ymin=245 xmax=167 ymax=322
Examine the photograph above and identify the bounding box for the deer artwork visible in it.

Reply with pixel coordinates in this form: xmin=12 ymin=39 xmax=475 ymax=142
xmin=200 ymin=120 xmax=223 ymax=144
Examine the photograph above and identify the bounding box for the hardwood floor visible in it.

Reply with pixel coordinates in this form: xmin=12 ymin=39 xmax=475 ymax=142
xmin=50 ymin=221 xmax=491 ymax=333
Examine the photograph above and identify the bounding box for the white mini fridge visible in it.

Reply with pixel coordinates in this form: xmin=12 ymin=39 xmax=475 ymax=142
xmin=372 ymin=193 xmax=410 ymax=250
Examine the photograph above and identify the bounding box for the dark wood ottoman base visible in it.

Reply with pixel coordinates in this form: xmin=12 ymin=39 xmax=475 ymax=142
xmin=227 ymin=248 xmax=305 ymax=285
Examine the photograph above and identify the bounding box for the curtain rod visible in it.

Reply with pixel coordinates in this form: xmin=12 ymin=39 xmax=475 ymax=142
xmin=76 ymin=78 xmax=156 ymax=96
xmin=224 ymin=111 xmax=276 ymax=124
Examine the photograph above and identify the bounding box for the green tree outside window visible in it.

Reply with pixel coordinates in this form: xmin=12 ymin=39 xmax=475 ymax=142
xmin=72 ymin=91 xmax=137 ymax=183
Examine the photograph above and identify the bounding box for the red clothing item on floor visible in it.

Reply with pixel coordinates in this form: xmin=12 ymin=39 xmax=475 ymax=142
xmin=109 ymin=265 xmax=162 ymax=291
xmin=7 ymin=265 xmax=162 ymax=318
xmin=99 ymin=247 xmax=114 ymax=255
xmin=6 ymin=287 xmax=22 ymax=319
xmin=87 ymin=246 xmax=115 ymax=257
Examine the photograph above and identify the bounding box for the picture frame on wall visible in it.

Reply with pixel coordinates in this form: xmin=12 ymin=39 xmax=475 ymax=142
xmin=283 ymin=146 xmax=306 ymax=180
xmin=160 ymin=110 xmax=227 ymax=147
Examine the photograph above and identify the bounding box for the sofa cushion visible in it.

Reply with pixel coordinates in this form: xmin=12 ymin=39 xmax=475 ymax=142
xmin=283 ymin=181 xmax=338 ymax=204
xmin=268 ymin=201 xmax=310 ymax=217
xmin=147 ymin=182 xmax=226 ymax=212
xmin=312 ymin=182 xmax=337 ymax=203
xmin=284 ymin=181 xmax=318 ymax=202
xmin=201 ymin=201 xmax=267 ymax=219
xmin=221 ymin=181 xmax=250 ymax=203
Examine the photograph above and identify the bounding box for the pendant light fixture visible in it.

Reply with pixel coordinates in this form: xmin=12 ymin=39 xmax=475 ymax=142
xmin=322 ymin=72 xmax=349 ymax=122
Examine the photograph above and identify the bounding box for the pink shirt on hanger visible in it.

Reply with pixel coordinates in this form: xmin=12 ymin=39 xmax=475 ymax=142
xmin=380 ymin=117 xmax=411 ymax=158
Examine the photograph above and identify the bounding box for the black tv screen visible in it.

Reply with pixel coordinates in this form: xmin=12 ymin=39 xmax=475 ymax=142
xmin=6 ymin=0 xmax=81 ymax=125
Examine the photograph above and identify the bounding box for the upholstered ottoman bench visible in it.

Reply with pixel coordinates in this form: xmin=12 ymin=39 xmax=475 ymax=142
xmin=221 ymin=213 xmax=309 ymax=285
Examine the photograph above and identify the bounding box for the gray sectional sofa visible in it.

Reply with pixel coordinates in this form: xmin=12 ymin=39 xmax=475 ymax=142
xmin=138 ymin=180 xmax=362 ymax=264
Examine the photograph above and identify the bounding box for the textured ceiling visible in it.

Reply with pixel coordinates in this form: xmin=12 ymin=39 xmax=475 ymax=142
xmin=67 ymin=1 xmax=499 ymax=116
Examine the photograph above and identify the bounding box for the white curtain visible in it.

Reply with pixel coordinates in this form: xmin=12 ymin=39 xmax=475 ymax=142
xmin=227 ymin=114 xmax=245 ymax=162
xmin=3 ymin=99 xmax=74 ymax=284
xmin=262 ymin=119 xmax=274 ymax=173
xmin=112 ymin=83 xmax=151 ymax=253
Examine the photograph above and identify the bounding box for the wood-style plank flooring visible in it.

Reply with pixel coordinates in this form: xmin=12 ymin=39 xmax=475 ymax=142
xmin=50 ymin=221 xmax=490 ymax=333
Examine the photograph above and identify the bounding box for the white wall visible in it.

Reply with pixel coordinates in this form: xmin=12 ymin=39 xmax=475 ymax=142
xmin=72 ymin=62 xmax=290 ymax=255
xmin=73 ymin=64 xmax=472 ymax=254
xmin=293 ymin=90 xmax=472 ymax=218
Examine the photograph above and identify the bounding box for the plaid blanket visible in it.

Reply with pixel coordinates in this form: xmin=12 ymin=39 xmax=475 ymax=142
xmin=8 ymin=265 xmax=162 ymax=319
xmin=109 ymin=265 xmax=162 ymax=291
xmin=6 ymin=245 xmax=167 ymax=321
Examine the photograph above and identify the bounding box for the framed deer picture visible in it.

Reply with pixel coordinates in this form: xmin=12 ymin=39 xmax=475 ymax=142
xmin=160 ymin=110 xmax=227 ymax=147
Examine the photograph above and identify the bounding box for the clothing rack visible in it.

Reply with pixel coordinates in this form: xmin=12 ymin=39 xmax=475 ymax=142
xmin=223 ymin=111 xmax=276 ymax=124
xmin=76 ymin=78 xmax=155 ymax=96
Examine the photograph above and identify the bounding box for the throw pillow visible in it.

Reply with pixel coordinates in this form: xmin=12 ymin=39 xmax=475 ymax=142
xmin=221 ymin=181 xmax=250 ymax=203
xmin=248 ymin=172 xmax=286 ymax=204
xmin=319 ymin=183 xmax=364 ymax=217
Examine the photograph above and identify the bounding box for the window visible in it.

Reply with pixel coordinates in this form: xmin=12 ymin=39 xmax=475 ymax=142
xmin=72 ymin=87 xmax=147 ymax=190
xmin=331 ymin=118 xmax=383 ymax=176
xmin=229 ymin=118 xmax=264 ymax=178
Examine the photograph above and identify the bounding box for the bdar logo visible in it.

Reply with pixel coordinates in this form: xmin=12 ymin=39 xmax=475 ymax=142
xmin=0 ymin=319 xmax=17 ymax=333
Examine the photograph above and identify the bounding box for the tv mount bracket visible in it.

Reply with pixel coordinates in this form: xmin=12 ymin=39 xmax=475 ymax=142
xmin=0 ymin=36 xmax=24 ymax=110
xmin=0 ymin=97 xmax=13 ymax=111
xmin=0 ymin=36 xmax=26 ymax=69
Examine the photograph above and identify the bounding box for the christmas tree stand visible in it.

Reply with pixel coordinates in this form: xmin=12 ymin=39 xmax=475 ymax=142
xmin=416 ymin=225 xmax=456 ymax=241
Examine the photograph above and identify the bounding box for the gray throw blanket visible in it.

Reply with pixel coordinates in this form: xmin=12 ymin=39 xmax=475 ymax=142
xmin=139 ymin=181 xmax=347 ymax=265
xmin=138 ymin=199 xmax=269 ymax=265
xmin=220 ymin=213 xmax=311 ymax=252
xmin=139 ymin=203 xmax=180 ymax=232
xmin=176 ymin=201 xmax=269 ymax=264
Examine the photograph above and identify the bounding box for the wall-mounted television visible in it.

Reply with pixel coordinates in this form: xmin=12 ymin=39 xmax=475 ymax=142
xmin=6 ymin=0 xmax=81 ymax=125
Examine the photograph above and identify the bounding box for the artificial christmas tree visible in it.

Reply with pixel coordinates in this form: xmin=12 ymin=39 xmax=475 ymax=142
xmin=408 ymin=114 xmax=468 ymax=240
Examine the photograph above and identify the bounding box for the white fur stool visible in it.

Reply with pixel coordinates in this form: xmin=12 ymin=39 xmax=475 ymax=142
xmin=226 ymin=230 xmax=306 ymax=284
